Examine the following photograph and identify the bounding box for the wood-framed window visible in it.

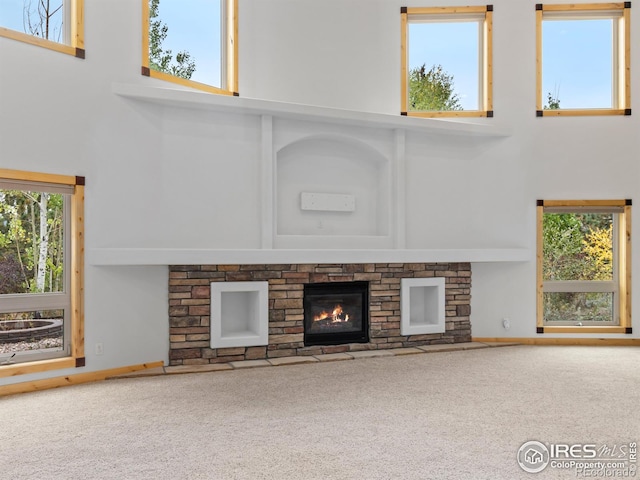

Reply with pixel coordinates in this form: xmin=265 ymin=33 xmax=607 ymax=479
xmin=536 ymin=2 xmax=631 ymax=116
xmin=141 ymin=0 xmax=238 ymax=96
xmin=0 ymin=169 xmax=85 ymax=378
xmin=400 ymin=5 xmax=493 ymax=118
xmin=0 ymin=0 xmax=85 ymax=58
xmin=537 ymin=200 xmax=631 ymax=334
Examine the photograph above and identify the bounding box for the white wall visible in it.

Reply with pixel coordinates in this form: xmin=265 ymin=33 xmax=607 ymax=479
xmin=1 ymin=0 xmax=639 ymax=386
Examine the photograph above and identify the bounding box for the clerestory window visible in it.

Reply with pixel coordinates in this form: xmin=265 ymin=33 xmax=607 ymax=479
xmin=0 ymin=0 xmax=84 ymax=57
xmin=401 ymin=5 xmax=493 ymax=117
xmin=141 ymin=0 xmax=238 ymax=96
xmin=0 ymin=169 xmax=85 ymax=376
xmin=537 ymin=200 xmax=631 ymax=334
xmin=536 ymin=2 xmax=631 ymax=116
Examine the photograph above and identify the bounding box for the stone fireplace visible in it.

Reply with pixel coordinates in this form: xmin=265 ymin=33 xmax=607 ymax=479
xmin=168 ymin=262 xmax=471 ymax=365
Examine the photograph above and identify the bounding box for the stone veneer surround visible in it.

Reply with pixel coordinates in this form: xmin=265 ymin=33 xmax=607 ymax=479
xmin=168 ymin=263 xmax=471 ymax=365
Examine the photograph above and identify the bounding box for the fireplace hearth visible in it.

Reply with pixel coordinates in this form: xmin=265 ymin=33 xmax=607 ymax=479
xmin=168 ymin=263 xmax=472 ymax=365
xmin=303 ymin=282 xmax=369 ymax=346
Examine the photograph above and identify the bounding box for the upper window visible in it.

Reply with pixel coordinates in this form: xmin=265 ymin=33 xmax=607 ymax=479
xmin=400 ymin=6 xmax=493 ymax=118
xmin=0 ymin=0 xmax=84 ymax=57
xmin=142 ymin=0 xmax=238 ymax=96
xmin=537 ymin=200 xmax=631 ymax=334
xmin=0 ymin=169 xmax=85 ymax=376
xmin=536 ymin=3 xmax=630 ymax=116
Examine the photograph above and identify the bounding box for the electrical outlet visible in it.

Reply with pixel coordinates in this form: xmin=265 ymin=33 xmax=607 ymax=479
xmin=502 ymin=318 xmax=510 ymax=330
xmin=95 ymin=343 xmax=104 ymax=355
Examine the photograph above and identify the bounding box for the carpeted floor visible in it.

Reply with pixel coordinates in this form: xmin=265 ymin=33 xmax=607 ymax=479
xmin=1 ymin=345 xmax=638 ymax=479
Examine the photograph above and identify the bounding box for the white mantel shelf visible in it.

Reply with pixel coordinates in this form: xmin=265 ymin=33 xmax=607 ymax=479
xmin=112 ymin=83 xmax=511 ymax=137
xmin=88 ymin=248 xmax=530 ymax=266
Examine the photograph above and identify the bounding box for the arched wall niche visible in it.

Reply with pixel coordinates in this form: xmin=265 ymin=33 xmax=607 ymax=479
xmin=274 ymin=133 xmax=393 ymax=248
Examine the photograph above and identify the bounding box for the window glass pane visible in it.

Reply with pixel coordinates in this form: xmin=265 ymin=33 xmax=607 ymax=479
xmin=544 ymin=292 xmax=613 ymax=323
xmin=0 ymin=0 xmax=64 ymax=43
xmin=0 ymin=309 xmax=65 ymax=357
xmin=149 ymin=0 xmax=222 ymax=88
xmin=542 ymin=213 xmax=613 ymax=281
xmin=408 ymin=21 xmax=479 ymax=111
xmin=542 ymin=19 xmax=613 ymax=109
xmin=0 ymin=190 xmax=65 ymax=294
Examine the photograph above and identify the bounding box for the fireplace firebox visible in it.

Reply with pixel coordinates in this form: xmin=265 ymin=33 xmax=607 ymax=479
xmin=303 ymin=282 xmax=369 ymax=346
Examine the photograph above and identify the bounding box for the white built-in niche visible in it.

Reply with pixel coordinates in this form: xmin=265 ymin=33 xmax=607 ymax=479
xmin=274 ymin=135 xmax=393 ymax=249
xmin=400 ymin=278 xmax=446 ymax=335
xmin=210 ymin=281 xmax=269 ymax=349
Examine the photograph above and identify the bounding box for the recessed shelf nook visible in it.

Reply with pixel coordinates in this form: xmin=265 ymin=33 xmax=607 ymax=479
xmin=210 ymin=281 xmax=269 ymax=349
xmin=401 ymin=278 xmax=446 ymax=335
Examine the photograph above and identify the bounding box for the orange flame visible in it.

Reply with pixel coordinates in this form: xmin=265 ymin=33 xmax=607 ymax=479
xmin=313 ymin=305 xmax=350 ymax=323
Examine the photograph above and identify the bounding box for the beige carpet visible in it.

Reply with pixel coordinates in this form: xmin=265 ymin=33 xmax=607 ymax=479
xmin=1 ymin=346 xmax=638 ymax=479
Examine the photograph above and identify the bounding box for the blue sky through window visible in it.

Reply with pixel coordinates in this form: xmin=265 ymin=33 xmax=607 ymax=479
xmin=151 ymin=0 xmax=222 ymax=88
xmin=409 ymin=21 xmax=480 ymax=111
xmin=0 ymin=1 xmax=619 ymax=108
xmin=542 ymin=19 xmax=613 ymax=109
xmin=0 ymin=0 xmax=63 ymax=41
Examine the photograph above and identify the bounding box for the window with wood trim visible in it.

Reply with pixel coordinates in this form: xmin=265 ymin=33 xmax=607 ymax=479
xmin=0 ymin=0 xmax=84 ymax=58
xmin=536 ymin=3 xmax=631 ymax=116
xmin=401 ymin=5 xmax=493 ymax=117
xmin=141 ymin=0 xmax=238 ymax=96
xmin=0 ymin=169 xmax=84 ymax=377
xmin=537 ymin=200 xmax=631 ymax=334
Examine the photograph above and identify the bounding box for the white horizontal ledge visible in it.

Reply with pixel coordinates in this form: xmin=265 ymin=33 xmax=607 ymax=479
xmin=87 ymin=248 xmax=530 ymax=266
xmin=112 ymin=83 xmax=510 ymax=137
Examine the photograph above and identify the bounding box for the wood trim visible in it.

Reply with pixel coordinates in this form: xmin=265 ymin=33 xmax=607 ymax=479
xmin=539 ymin=199 xmax=631 ymax=331
xmin=0 ymin=361 xmax=164 ymax=397
xmin=0 ymin=27 xmax=77 ymax=56
xmin=0 ymin=169 xmax=85 ymax=376
xmin=484 ymin=10 xmax=493 ymax=111
xmin=404 ymin=6 xmax=491 ymax=116
xmin=406 ymin=110 xmax=493 ymax=118
xmin=227 ymin=0 xmax=239 ymax=94
xmin=473 ymin=337 xmax=640 ymax=346
xmin=539 ymin=326 xmax=630 ymax=334
xmin=536 ymin=204 xmax=544 ymax=328
xmin=541 ymin=3 xmax=625 ymax=11
xmin=542 ymin=199 xmax=628 ymax=207
xmin=0 ymin=168 xmax=77 ymax=187
xmin=539 ymin=3 xmax=628 ymax=113
xmin=541 ymin=109 xmax=628 ymax=116
xmin=623 ymin=5 xmax=631 ymax=110
xmin=71 ymin=0 xmax=85 ymax=50
xmin=147 ymin=69 xmax=235 ymax=96
xmin=536 ymin=9 xmax=543 ymax=111
xmin=0 ymin=0 xmax=84 ymax=56
xmin=400 ymin=11 xmax=408 ymax=113
xmin=406 ymin=6 xmax=490 ymax=14
xmin=141 ymin=0 xmax=237 ymax=96
xmin=141 ymin=0 xmax=150 ymax=69
xmin=71 ymin=184 xmax=85 ymax=359
xmin=0 ymin=357 xmax=77 ymax=379
xmin=621 ymin=204 xmax=632 ymax=328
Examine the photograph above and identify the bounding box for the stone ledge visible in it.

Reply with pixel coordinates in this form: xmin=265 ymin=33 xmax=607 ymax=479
xmin=314 ymin=353 xmax=354 ymax=362
xmin=268 ymin=356 xmax=319 ymax=366
xmin=478 ymin=342 xmax=522 ymax=348
xmin=110 ymin=342 xmax=521 ymax=379
xmin=418 ymin=344 xmax=471 ymax=353
xmin=347 ymin=350 xmax=396 ymax=359
xmin=390 ymin=347 xmax=424 ymax=356
xmin=229 ymin=360 xmax=271 ymax=369
xmin=164 ymin=364 xmax=233 ymax=375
